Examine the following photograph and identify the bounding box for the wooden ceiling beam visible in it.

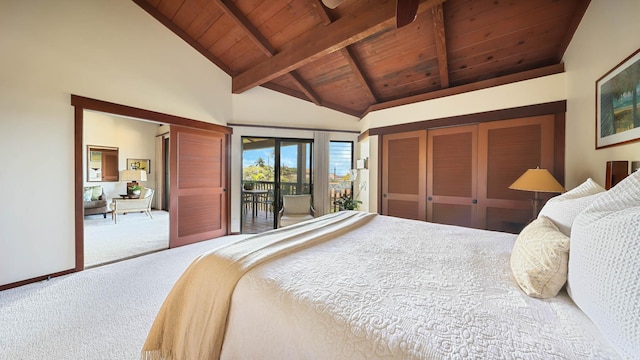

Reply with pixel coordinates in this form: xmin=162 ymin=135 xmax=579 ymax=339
xmin=310 ymin=0 xmax=333 ymax=25
xmin=212 ymin=0 xmax=275 ymax=54
xmin=312 ymin=1 xmax=378 ymax=104
xmin=233 ymin=0 xmax=447 ymax=94
xmin=213 ymin=0 xmax=321 ymax=105
xmin=431 ymin=3 xmax=449 ymax=88
xmin=341 ymin=48 xmax=379 ymax=103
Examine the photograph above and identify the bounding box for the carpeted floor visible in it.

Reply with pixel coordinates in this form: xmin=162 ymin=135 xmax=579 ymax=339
xmin=84 ymin=210 xmax=169 ymax=267
xmin=0 ymin=234 xmax=249 ymax=360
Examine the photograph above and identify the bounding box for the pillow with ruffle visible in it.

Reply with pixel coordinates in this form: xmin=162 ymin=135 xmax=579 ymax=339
xmin=538 ymin=178 xmax=605 ymax=236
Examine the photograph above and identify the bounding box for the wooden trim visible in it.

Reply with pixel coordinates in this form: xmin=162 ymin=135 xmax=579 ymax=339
xmin=226 ymin=133 xmax=233 ymax=233
xmin=0 ymin=269 xmax=76 ymax=291
xmin=131 ymin=0 xmax=234 ymax=76
xmin=70 ymin=95 xmax=232 ymax=134
xmin=554 ymin=112 xmax=566 ymax=185
xmin=377 ymin=135 xmax=383 ymax=214
xmin=227 ymin=122 xmax=360 ymax=134
xmin=357 ymin=130 xmax=370 ymax=142
xmin=369 ymin=100 xmax=566 ymax=136
xmin=363 ymin=64 xmax=565 ymax=117
xmin=74 ymin=107 xmax=84 ymax=272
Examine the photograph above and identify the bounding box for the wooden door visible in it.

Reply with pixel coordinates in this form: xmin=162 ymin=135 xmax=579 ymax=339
xmin=477 ymin=115 xmax=556 ymax=232
xmin=169 ymin=125 xmax=227 ymax=247
xmin=381 ymin=130 xmax=426 ymax=220
xmin=427 ymin=125 xmax=478 ymax=228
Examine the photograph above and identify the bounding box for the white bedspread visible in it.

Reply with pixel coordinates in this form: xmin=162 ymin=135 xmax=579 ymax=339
xmin=220 ymin=214 xmax=620 ymax=359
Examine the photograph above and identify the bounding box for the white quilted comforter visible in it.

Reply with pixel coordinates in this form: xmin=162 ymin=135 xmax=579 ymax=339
xmin=220 ymin=214 xmax=620 ymax=359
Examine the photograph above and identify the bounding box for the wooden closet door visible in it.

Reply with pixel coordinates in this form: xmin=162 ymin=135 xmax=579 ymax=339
xmin=169 ymin=125 xmax=227 ymax=247
xmin=477 ymin=115 xmax=555 ymax=232
xmin=427 ymin=125 xmax=478 ymax=228
xmin=381 ymin=130 xmax=426 ymax=221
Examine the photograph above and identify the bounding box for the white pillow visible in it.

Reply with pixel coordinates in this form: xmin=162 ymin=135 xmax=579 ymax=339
xmin=510 ymin=216 xmax=569 ymax=298
xmin=538 ymin=178 xmax=605 ymax=236
xmin=567 ymin=171 xmax=640 ymax=359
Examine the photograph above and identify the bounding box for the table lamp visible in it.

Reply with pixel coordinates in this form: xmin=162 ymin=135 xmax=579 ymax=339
xmin=508 ymin=167 xmax=565 ymax=219
xmin=121 ymin=169 xmax=147 ymax=195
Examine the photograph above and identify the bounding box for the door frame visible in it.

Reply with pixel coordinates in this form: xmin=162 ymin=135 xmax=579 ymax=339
xmin=71 ymin=95 xmax=232 ymax=272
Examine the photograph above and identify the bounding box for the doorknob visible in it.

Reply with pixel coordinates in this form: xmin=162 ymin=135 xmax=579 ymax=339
xmin=427 ymin=196 xmax=432 ymax=201
xmin=383 ymin=194 xmax=387 ymax=198
xmin=472 ymin=199 xmax=477 ymax=204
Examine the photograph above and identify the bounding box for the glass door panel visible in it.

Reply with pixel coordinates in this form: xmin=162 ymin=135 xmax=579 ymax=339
xmin=241 ymin=137 xmax=313 ymax=233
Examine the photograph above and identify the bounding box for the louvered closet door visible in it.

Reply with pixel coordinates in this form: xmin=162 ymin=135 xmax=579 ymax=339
xmin=427 ymin=125 xmax=478 ymax=228
xmin=169 ymin=125 xmax=227 ymax=248
xmin=477 ymin=115 xmax=555 ymax=231
xmin=381 ymin=130 xmax=426 ymax=221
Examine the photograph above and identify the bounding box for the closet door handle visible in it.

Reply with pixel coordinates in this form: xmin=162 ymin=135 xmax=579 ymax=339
xmin=427 ymin=196 xmax=433 ymax=201
xmin=472 ymin=199 xmax=477 ymax=204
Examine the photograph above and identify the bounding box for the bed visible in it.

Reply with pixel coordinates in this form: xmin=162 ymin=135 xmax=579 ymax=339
xmin=141 ymin=173 xmax=640 ymax=360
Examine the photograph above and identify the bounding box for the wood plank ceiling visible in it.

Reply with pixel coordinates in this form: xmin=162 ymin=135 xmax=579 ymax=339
xmin=134 ymin=0 xmax=590 ymax=118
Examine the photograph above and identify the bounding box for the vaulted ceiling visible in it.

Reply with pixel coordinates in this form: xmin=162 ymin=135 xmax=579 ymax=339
xmin=134 ymin=0 xmax=590 ymax=118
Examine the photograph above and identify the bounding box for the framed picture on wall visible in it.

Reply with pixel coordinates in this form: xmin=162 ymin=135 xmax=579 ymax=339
xmin=127 ymin=158 xmax=151 ymax=173
xmin=596 ymin=48 xmax=640 ymax=149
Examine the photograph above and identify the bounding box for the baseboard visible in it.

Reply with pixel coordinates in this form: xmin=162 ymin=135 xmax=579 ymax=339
xmin=0 ymin=268 xmax=76 ymax=291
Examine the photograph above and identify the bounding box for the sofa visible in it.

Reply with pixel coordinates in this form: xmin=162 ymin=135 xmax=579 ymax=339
xmin=83 ymin=185 xmax=109 ymax=218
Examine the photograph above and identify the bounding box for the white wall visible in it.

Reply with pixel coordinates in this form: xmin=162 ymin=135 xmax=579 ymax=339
xmin=232 ymin=86 xmax=360 ymax=131
xmin=563 ymin=0 xmax=640 ymax=188
xmin=0 ymin=0 xmax=231 ymax=286
xmin=84 ymin=112 xmax=159 ymax=205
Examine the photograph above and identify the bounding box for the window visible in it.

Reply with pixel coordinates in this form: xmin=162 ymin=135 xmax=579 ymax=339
xmin=329 ymin=141 xmax=354 ymax=212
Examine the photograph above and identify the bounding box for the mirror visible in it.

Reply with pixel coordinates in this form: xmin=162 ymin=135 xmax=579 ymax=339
xmin=87 ymin=145 xmax=119 ymax=182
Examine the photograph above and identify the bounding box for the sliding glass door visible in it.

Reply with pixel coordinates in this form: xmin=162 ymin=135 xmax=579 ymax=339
xmin=241 ymin=137 xmax=313 ymax=233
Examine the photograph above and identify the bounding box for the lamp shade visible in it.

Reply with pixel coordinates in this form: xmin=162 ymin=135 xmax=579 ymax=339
xmin=121 ymin=169 xmax=147 ymax=182
xmin=509 ymin=168 xmax=565 ymax=193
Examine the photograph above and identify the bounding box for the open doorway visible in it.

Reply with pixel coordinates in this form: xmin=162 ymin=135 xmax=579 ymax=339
xmin=241 ymin=137 xmax=313 ymax=234
xmin=82 ymin=111 xmax=170 ymax=267
xmin=73 ymin=95 xmax=232 ymax=272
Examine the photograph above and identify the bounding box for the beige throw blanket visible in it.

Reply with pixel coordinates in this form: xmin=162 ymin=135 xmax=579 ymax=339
xmin=141 ymin=211 xmax=376 ymax=360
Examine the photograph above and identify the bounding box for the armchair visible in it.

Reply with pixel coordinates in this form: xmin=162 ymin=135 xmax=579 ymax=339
xmin=110 ymin=187 xmax=155 ymax=224
xmin=278 ymin=194 xmax=315 ymax=228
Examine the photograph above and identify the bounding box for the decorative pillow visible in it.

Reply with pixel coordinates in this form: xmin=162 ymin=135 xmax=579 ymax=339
xmin=567 ymin=171 xmax=640 ymax=359
xmin=538 ymin=178 xmax=605 ymax=236
xmin=83 ymin=187 xmax=93 ymax=202
xmin=90 ymin=185 xmax=103 ymax=201
xmin=510 ymin=216 xmax=570 ymax=298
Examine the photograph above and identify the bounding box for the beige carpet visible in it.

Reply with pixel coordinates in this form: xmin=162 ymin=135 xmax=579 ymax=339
xmin=84 ymin=210 xmax=169 ymax=267
xmin=0 ymin=234 xmax=250 ymax=360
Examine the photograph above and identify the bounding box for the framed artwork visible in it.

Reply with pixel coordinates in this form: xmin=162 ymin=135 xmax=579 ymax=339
xmin=596 ymin=48 xmax=640 ymax=149
xmin=126 ymin=158 xmax=151 ymax=173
